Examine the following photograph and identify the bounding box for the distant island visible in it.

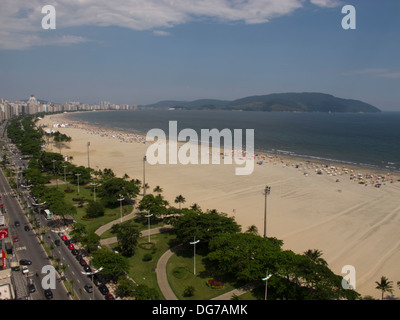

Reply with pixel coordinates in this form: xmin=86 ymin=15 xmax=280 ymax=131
xmin=141 ymin=92 xmax=381 ymax=113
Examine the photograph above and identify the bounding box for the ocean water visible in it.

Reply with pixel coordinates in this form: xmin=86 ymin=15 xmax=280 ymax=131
xmin=68 ymin=110 xmax=400 ymax=172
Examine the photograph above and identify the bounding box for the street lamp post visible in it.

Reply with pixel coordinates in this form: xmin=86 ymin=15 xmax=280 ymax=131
xmin=263 ymin=186 xmax=271 ymax=238
xmin=262 ymin=271 xmax=272 ymax=300
xmin=92 ymin=182 xmax=98 ymax=202
xmin=118 ymin=195 xmax=124 ymax=223
xmin=75 ymin=173 xmax=81 ymax=194
xmin=145 ymin=214 xmax=153 ymax=242
xmin=63 ymin=164 xmax=68 ymax=183
xmin=143 ymin=156 xmax=147 ymax=196
xmin=190 ymin=237 xmax=200 ymax=276
xmin=87 ymin=141 xmax=90 ymax=168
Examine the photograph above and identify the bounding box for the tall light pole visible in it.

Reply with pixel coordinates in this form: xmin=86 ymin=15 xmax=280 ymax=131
xmin=145 ymin=213 xmax=153 ymax=243
xmin=190 ymin=237 xmax=200 ymax=276
xmin=75 ymin=173 xmax=81 ymax=194
xmin=52 ymin=159 xmax=58 ymax=187
xmin=87 ymin=141 xmax=90 ymax=168
xmin=263 ymin=186 xmax=271 ymax=238
xmin=143 ymin=156 xmax=147 ymax=196
xmin=63 ymin=164 xmax=68 ymax=183
xmin=92 ymin=182 xmax=98 ymax=202
xmin=262 ymin=271 xmax=272 ymax=300
xmin=118 ymin=194 xmax=124 ymax=223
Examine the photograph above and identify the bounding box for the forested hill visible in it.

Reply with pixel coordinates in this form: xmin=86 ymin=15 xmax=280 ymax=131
xmin=142 ymin=93 xmax=381 ymax=113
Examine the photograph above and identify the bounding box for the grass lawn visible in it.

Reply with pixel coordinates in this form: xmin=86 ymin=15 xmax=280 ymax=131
xmin=49 ymin=182 xmax=133 ymax=234
xmin=166 ymin=246 xmax=237 ymax=300
xmin=109 ymin=230 xmax=178 ymax=300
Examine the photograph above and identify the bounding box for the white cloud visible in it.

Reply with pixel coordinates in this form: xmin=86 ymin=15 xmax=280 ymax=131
xmin=0 ymin=0 xmax=341 ymax=50
xmin=309 ymin=0 xmax=342 ymax=8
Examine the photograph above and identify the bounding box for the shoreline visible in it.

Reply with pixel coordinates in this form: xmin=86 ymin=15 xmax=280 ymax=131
xmin=37 ymin=112 xmax=400 ymax=299
xmin=45 ymin=111 xmax=400 ymax=178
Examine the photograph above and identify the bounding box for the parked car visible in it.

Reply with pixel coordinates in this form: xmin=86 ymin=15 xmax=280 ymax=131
xmin=98 ymin=284 xmax=109 ymax=295
xmin=71 ymin=249 xmax=79 ymax=255
xmin=79 ymin=259 xmax=87 ymax=266
xmin=83 ymin=265 xmax=92 ymax=273
xmin=13 ymin=235 xmax=19 ymax=242
xmin=21 ymin=266 xmax=29 ymax=274
xmin=105 ymin=293 xmax=115 ymax=300
xmin=64 ymin=240 xmax=71 ymax=245
xmin=44 ymin=289 xmax=53 ymax=299
xmin=14 ymin=221 xmax=20 ymax=227
xmin=68 ymin=243 xmax=75 ymax=250
xmin=19 ymin=259 xmax=32 ymax=265
xmin=24 ymin=225 xmax=30 ymax=231
xmin=54 ymin=240 xmax=61 ymax=246
xmin=76 ymin=254 xmax=82 ymax=261
xmin=61 ymin=235 xmax=68 ymax=241
xmin=84 ymin=284 xmax=93 ymax=293
xmin=93 ymin=275 xmax=103 ymax=286
xmin=28 ymin=283 xmax=36 ymax=293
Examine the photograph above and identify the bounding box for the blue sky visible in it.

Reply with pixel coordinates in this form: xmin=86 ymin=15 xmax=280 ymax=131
xmin=0 ymin=0 xmax=399 ymax=110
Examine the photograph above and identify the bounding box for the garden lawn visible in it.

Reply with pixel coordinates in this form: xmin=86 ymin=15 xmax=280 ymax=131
xmin=50 ymin=183 xmax=133 ymax=234
xmin=166 ymin=246 xmax=236 ymax=300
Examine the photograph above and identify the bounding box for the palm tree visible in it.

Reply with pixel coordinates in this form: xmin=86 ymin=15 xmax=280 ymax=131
xmin=303 ymin=249 xmax=328 ymax=266
xmin=153 ymin=185 xmax=163 ymax=195
xmin=190 ymin=203 xmax=201 ymax=212
xmin=375 ymin=276 xmax=394 ymax=300
xmin=174 ymin=195 xmax=186 ymax=210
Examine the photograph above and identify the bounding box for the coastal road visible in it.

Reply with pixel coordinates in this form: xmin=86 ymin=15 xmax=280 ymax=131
xmin=0 ymin=168 xmax=69 ymax=300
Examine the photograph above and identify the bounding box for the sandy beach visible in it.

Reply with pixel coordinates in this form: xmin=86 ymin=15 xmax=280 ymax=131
xmin=37 ymin=112 xmax=400 ymax=299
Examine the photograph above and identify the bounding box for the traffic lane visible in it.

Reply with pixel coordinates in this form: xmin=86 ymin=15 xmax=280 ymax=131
xmin=48 ymin=231 xmax=105 ymax=300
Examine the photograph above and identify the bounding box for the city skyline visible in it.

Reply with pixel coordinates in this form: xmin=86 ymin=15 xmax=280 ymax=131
xmin=1 ymin=0 xmax=400 ymax=110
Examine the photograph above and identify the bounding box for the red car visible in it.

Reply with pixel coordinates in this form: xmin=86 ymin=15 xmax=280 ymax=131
xmin=61 ymin=235 xmax=68 ymax=241
xmin=13 ymin=235 xmax=19 ymax=242
xmin=105 ymin=293 xmax=115 ymax=300
xmin=68 ymin=243 xmax=75 ymax=250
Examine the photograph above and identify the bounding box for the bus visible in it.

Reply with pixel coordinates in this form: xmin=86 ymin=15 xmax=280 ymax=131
xmin=44 ymin=209 xmax=53 ymax=220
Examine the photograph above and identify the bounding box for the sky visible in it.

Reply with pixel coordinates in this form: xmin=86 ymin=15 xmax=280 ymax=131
xmin=0 ymin=0 xmax=399 ymax=110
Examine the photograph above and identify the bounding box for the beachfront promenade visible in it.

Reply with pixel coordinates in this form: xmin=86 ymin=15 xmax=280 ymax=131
xmin=96 ymin=208 xmax=246 ymax=300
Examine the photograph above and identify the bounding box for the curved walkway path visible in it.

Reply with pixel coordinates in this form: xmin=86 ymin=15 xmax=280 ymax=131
xmin=95 ymin=211 xmax=251 ymax=300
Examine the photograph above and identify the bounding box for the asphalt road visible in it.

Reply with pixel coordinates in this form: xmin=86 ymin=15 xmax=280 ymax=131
xmin=0 ymin=137 xmax=105 ymax=300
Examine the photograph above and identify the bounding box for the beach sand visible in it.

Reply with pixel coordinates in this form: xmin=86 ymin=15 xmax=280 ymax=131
xmin=38 ymin=113 xmax=400 ymax=299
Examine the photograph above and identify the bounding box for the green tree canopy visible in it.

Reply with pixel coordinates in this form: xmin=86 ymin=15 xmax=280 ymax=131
xmin=110 ymin=220 xmax=142 ymax=257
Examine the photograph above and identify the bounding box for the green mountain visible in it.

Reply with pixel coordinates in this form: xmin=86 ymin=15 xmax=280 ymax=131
xmin=142 ymin=92 xmax=381 ymax=113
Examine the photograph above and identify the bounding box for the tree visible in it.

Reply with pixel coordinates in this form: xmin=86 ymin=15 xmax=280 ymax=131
xmin=138 ymin=194 xmax=169 ymax=218
xmin=174 ymin=195 xmax=186 ymax=210
xmin=98 ymin=177 xmax=139 ymax=208
xmin=153 ymin=185 xmax=163 ymax=195
xmin=375 ymin=276 xmax=394 ymax=300
xmin=91 ymin=248 xmax=129 ymax=281
xmin=173 ymin=210 xmax=241 ymax=248
xmin=303 ymin=249 xmax=328 ymax=266
xmin=85 ymin=200 xmax=105 ymax=218
xmin=110 ymin=220 xmax=142 ymax=257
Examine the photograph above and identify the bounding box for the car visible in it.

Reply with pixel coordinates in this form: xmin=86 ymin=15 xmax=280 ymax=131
xmin=68 ymin=243 xmax=75 ymax=250
xmin=98 ymin=284 xmax=109 ymax=295
xmin=61 ymin=235 xmax=68 ymax=241
xmin=84 ymin=284 xmax=93 ymax=293
xmin=54 ymin=240 xmax=61 ymax=246
xmin=22 ymin=266 xmax=29 ymax=274
xmin=14 ymin=221 xmax=20 ymax=227
xmin=64 ymin=240 xmax=71 ymax=245
xmin=76 ymin=254 xmax=83 ymax=261
xmin=71 ymin=249 xmax=79 ymax=255
xmin=24 ymin=225 xmax=30 ymax=231
xmin=13 ymin=235 xmax=19 ymax=242
xmin=19 ymin=259 xmax=32 ymax=265
xmin=79 ymin=259 xmax=87 ymax=266
xmin=105 ymin=293 xmax=115 ymax=300
xmin=44 ymin=289 xmax=53 ymax=299
xmin=83 ymin=265 xmax=92 ymax=273
xmin=28 ymin=283 xmax=36 ymax=293
xmin=93 ymin=275 xmax=103 ymax=286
